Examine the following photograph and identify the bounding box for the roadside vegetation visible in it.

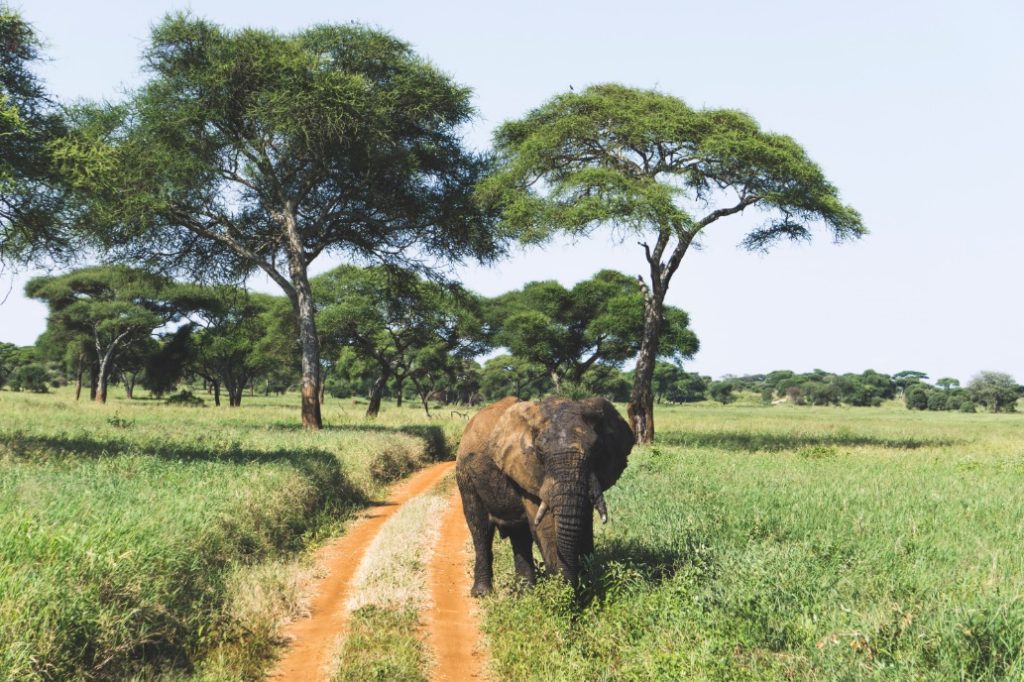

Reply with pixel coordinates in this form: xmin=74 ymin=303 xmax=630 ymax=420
xmin=481 ymin=401 xmax=1024 ymax=680
xmin=0 ymin=388 xmax=458 ymax=681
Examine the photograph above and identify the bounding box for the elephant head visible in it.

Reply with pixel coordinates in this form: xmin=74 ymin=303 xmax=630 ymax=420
xmin=488 ymin=396 xmax=633 ymax=584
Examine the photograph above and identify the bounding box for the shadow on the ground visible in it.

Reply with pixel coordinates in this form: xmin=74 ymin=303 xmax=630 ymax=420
xmin=577 ymin=534 xmax=715 ymax=608
xmin=657 ymin=429 xmax=958 ymax=452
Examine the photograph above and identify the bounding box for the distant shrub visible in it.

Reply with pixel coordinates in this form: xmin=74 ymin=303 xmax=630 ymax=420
xmin=708 ymin=381 xmax=736 ymax=405
xmin=165 ymin=390 xmax=205 ymax=407
xmin=927 ymin=391 xmax=947 ymax=411
xmin=959 ymin=400 xmax=977 ymax=413
xmin=905 ymin=386 xmax=928 ymax=410
xmin=9 ymin=364 xmax=49 ymax=393
xmin=369 ymin=447 xmax=418 ymax=484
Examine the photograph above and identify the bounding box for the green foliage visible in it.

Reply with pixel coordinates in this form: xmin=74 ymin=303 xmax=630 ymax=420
xmin=0 ymin=9 xmax=73 ymax=266
xmin=481 ymin=84 xmax=864 ymax=248
xmin=55 ymin=14 xmax=498 ymax=290
xmin=968 ymin=371 xmax=1020 ymax=413
xmin=478 ymin=354 xmax=551 ymax=400
xmin=488 ymin=270 xmax=698 ymax=390
xmin=7 ymin=361 xmax=48 ymax=392
xmin=315 ymin=265 xmax=486 ymax=412
xmin=653 ymin=362 xmax=709 ymax=403
xmin=905 ymin=385 xmax=929 ymax=410
xmin=0 ymin=342 xmax=37 ymax=388
xmin=708 ymin=380 xmax=736 ymax=404
xmin=165 ymin=389 xmax=205 ymax=407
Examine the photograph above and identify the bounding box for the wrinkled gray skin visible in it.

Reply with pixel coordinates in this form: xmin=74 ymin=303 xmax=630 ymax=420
xmin=455 ymin=396 xmax=633 ymax=596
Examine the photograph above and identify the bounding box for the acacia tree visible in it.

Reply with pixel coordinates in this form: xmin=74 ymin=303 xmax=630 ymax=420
xmin=183 ymin=288 xmax=278 ymax=407
xmin=25 ymin=266 xmax=189 ymax=403
xmin=480 ymin=84 xmax=864 ymax=442
xmin=56 ymin=14 xmax=499 ymax=428
xmin=488 ymin=269 xmax=698 ymax=392
xmin=314 ymin=265 xmax=486 ymax=417
xmin=0 ymin=9 xmax=71 ymax=266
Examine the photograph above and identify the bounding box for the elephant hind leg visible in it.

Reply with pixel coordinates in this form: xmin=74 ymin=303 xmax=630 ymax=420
xmin=508 ymin=524 xmax=536 ymax=586
xmin=458 ymin=481 xmax=496 ymax=597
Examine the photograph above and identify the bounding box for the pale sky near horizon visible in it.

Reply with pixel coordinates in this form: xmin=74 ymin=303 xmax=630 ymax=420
xmin=2 ymin=0 xmax=1022 ymax=383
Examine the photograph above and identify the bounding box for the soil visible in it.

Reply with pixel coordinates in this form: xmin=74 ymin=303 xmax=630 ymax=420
xmin=267 ymin=460 xmax=456 ymax=682
xmin=426 ymin=486 xmax=489 ymax=681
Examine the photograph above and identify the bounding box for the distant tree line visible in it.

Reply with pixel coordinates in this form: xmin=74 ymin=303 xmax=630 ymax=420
xmin=14 ymin=264 xmax=700 ymax=416
xmin=11 ymin=264 xmax=1020 ymax=419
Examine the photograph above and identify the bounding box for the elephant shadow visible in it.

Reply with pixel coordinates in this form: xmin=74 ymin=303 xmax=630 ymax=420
xmin=576 ymin=534 xmax=714 ymax=607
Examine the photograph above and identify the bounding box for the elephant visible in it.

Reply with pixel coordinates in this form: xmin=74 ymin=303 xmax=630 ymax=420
xmin=455 ymin=395 xmax=633 ymax=596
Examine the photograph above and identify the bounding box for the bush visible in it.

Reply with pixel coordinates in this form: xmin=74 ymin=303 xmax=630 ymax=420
xmin=369 ymin=448 xmax=418 ymax=484
xmin=968 ymin=371 xmax=1019 ymax=413
xmin=8 ymin=364 xmax=49 ymax=393
xmin=708 ymin=381 xmax=736 ymax=405
xmin=927 ymin=391 xmax=947 ymax=411
xmin=905 ymin=386 xmax=928 ymax=410
xmin=165 ymin=390 xmax=205 ymax=407
xmin=959 ymin=400 xmax=977 ymax=413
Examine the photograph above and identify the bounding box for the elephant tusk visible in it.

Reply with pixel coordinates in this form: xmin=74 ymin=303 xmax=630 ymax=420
xmin=594 ymin=492 xmax=608 ymax=524
xmin=589 ymin=471 xmax=608 ymax=524
xmin=534 ymin=500 xmax=548 ymax=526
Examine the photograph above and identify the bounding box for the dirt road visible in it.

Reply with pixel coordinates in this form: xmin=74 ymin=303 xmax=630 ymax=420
xmin=426 ymin=486 xmax=488 ymax=680
xmin=268 ymin=460 xmax=456 ymax=682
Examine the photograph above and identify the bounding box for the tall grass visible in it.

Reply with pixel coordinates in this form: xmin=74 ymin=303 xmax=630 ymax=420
xmin=0 ymin=387 xmax=460 ymax=681
xmin=481 ymin=403 xmax=1024 ymax=680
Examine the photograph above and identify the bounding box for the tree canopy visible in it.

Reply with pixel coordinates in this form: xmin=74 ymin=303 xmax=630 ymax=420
xmin=54 ymin=14 xmax=502 ymax=428
xmin=487 ymin=269 xmax=698 ymax=391
xmin=0 ymin=9 xmax=71 ymax=266
xmin=25 ymin=266 xmax=194 ymax=402
xmin=314 ymin=265 xmax=486 ymax=416
xmin=480 ymin=83 xmax=865 ymax=442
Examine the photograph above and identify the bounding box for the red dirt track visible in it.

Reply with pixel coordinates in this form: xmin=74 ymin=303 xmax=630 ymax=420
xmin=268 ymin=460 xmax=455 ymax=682
xmin=427 ymin=486 xmax=489 ymax=680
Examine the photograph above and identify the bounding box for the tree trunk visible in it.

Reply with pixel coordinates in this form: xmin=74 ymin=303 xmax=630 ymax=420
xmin=123 ymin=373 xmax=135 ymax=399
xmin=212 ymin=380 xmax=221 ymax=407
xmin=74 ymin=367 xmax=84 ymax=401
xmin=89 ymin=362 xmax=98 ymax=401
xmin=395 ymin=376 xmax=404 ymax=407
xmin=627 ymin=290 xmax=663 ymax=444
xmin=95 ymin=359 xmax=111 ymax=404
xmin=281 ymin=209 xmax=323 ymax=430
xmin=366 ymin=368 xmax=390 ymax=418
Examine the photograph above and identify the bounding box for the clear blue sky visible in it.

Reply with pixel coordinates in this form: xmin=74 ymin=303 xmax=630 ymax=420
xmin=3 ymin=0 xmax=1022 ymax=383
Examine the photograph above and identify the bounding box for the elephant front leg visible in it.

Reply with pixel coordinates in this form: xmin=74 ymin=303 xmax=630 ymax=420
xmin=508 ymin=524 xmax=537 ymax=586
xmin=460 ymin=485 xmax=496 ymax=597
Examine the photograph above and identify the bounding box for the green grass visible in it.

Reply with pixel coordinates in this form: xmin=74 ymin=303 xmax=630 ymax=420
xmin=481 ymin=403 xmax=1024 ymax=680
xmin=0 ymin=387 xmax=461 ymax=681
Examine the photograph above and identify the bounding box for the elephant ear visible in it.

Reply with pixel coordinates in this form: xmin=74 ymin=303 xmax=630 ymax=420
xmin=489 ymin=400 xmax=546 ymax=494
xmin=581 ymin=397 xmax=633 ymax=490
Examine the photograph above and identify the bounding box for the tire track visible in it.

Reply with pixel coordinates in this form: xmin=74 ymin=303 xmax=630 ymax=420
xmin=426 ymin=486 xmax=489 ymax=681
xmin=268 ymin=460 xmax=455 ymax=682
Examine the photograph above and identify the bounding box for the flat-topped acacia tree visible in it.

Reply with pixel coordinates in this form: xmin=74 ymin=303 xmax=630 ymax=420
xmin=57 ymin=14 xmax=500 ymax=429
xmin=479 ymin=84 xmax=865 ymax=443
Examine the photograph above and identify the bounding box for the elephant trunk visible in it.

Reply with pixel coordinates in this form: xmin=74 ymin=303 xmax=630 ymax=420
xmin=549 ymin=453 xmax=591 ymax=584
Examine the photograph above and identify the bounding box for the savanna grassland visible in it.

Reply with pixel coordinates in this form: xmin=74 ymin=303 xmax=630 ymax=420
xmin=0 ymin=387 xmax=460 ymax=681
xmin=482 ymin=400 xmax=1024 ymax=681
